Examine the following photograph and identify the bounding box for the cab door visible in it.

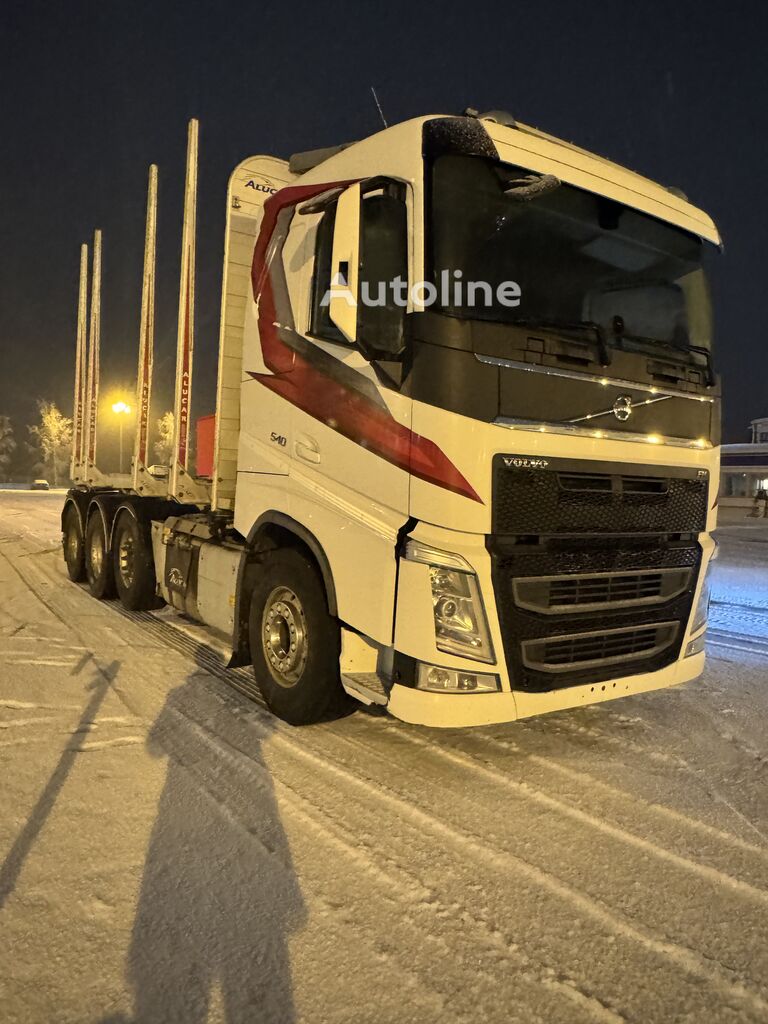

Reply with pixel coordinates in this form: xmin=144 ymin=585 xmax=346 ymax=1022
xmin=285 ymin=179 xmax=414 ymax=643
xmin=290 ymin=179 xmax=413 ymax=521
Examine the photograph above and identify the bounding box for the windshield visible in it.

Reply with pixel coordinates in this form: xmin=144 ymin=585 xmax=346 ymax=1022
xmin=427 ymin=154 xmax=714 ymax=356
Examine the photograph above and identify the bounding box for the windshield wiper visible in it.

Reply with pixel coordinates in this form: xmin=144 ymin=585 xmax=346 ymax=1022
xmin=610 ymin=318 xmax=715 ymax=387
xmin=503 ymin=172 xmax=561 ymax=202
xmin=509 ymin=317 xmax=612 ymax=367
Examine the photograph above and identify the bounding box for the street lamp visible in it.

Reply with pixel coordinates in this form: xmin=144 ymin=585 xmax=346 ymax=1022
xmin=112 ymin=401 xmax=131 ymax=474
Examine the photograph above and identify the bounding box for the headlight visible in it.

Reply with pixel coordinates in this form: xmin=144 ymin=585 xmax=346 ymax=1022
xmin=691 ymin=562 xmax=713 ymax=634
xmin=405 ymin=540 xmax=495 ymax=663
xmin=416 ymin=663 xmax=500 ymax=693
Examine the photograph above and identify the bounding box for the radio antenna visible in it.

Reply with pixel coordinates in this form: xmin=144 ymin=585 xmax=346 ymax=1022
xmin=370 ymin=86 xmax=388 ymax=129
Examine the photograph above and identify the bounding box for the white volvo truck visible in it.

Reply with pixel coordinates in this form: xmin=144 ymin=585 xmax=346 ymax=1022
xmin=62 ymin=111 xmax=720 ymax=727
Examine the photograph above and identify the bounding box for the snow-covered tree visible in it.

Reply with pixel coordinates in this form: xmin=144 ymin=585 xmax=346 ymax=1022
xmin=29 ymin=401 xmax=72 ymax=486
xmin=154 ymin=411 xmax=175 ymax=465
xmin=0 ymin=416 xmax=16 ymax=482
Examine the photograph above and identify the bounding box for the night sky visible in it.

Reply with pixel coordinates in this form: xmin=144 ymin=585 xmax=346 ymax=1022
xmin=1 ymin=0 xmax=766 ymax=446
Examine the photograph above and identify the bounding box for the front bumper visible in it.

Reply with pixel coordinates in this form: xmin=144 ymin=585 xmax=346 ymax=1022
xmin=392 ymin=509 xmax=715 ymax=727
xmin=387 ymin=649 xmax=705 ymax=727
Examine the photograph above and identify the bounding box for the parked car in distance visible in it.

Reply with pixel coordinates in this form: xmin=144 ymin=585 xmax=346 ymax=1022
xmin=30 ymin=479 xmax=50 ymax=491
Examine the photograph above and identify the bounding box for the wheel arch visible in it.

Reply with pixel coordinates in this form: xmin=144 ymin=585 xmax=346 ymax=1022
xmin=231 ymin=511 xmax=338 ymax=668
xmin=109 ymin=496 xmax=184 ymax=547
xmin=86 ymin=494 xmax=119 ymax=539
xmin=62 ymin=489 xmax=90 ymax=534
xmin=109 ymin=502 xmax=138 ymax=544
xmin=85 ymin=492 xmax=157 ymax=552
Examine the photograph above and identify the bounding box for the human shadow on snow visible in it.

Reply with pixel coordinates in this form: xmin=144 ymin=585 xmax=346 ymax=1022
xmin=114 ymin=665 xmax=306 ymax=1024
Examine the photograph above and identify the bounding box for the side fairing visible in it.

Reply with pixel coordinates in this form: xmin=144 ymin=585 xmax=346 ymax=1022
xmin=214 ymin=155 xmax=296 ymax=510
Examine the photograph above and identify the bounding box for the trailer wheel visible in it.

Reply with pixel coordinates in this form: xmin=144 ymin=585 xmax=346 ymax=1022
xmin=113 ymin=513 xmax=162 ymax=611
xmin=62 ymin=505 xmax=86 ymax=582
xmin=85 ymin=512 xmax=115 ymax=599
xmin=249 ymin=548 xmax=346 ymax=725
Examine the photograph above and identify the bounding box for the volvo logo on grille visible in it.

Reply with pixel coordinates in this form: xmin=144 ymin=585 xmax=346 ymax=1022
xmin=503 ymin=456 xmax=549 ymax=469
xmin=612 ymin=395 xmax=633 ymax=421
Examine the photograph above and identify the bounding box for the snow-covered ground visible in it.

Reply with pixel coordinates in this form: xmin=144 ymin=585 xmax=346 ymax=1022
xmin=710 ymin=509 xmax=768 ymax=653
xmin=1 ymin=491 xmax=767 ymax=1024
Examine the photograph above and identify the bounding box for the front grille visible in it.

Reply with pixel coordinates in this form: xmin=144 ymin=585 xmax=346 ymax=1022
xmin=557 ymin=472 xmax=668 ymax=498
xmin=493 ymin=455 xmax=708 ymax=535
xmin=513 ymin=567 xmax=692 ymax=614
xmin=522 ymin=622 xmax=679 ymax=673
xmin=488 ymin=532 xmax=701 ymax=692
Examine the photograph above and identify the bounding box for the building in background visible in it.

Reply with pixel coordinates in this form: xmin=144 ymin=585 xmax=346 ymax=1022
xmin=749 ymin=416 xmax=768 ymax=443
xmin=720 ymin=417 xmax=768 ymax=504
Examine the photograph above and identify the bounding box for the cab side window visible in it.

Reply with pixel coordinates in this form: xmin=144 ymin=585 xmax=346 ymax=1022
xmin=310 ymin=202 xmax=346 ymax=344
xmin=358 ymin=183 xmax=408 ymax=357
xmin=309 ymin=180 xmax=408 ymax=356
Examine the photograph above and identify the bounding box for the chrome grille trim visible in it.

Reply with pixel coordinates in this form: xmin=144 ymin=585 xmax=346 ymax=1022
xmin=513 ymin=567 xmax=692 ymax=615
xmin=494 ymin=416 xmax=712 ymax=450
xmin=521 ymin=622 xmax=679 ymax=673
xmin=476 ymin=352 xmax=715 ymax=402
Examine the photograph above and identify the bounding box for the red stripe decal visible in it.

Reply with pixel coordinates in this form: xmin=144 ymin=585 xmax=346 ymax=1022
xmin=178 ymin=256 xmax=191 ymax=468
xmin=249 ymin=184 xmax=482 ymax=504
xmin=137 ymin=272 xmax=153 ymax=465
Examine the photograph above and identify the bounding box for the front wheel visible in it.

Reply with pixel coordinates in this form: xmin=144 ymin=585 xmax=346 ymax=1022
xmin=85 ymin=511 xmax=115 ymax=599
xmin=248 ymin=548 xmax=346 ymax=725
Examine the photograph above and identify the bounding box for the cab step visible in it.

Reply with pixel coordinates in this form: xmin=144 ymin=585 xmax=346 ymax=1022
xmin=341 ymin=672 xmax=389 ymax=706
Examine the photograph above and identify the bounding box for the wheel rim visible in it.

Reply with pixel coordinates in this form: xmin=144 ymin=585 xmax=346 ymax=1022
xmin=118 ymin=532 xmax=135 ymax=589
xmin=89 ymin=529 xmax=104 ymax=578
xmin=261 ymin=586 xmax=308 ymax=688
xmin=66 ymin=522 xmax=80 ymax=563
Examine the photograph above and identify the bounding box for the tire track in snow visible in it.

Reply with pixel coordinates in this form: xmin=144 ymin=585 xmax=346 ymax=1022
xmin=3 ymin=638 xmax=88 ymax=650
xmin=0 ymin=717 xmax=56 ymax=729
xmin=385 ymin=727 xmax=768 ymax=907
xmin=171 ymin=700 xmax=624 ymax=1024
xmin=708 ymin=630 xmax=768 ymax=659
xmin=159 ymin=708 xmax=485 ymax=1024
xmin=527 ymin=713 xmax=689 ymax=770
xmin=334 ymin=724 xmax=768 ymax=1006
xmin=476 ymin=734 xmax=768 ymax=861
xmin=169 ymin=704 xmax=433 ymax=903
xmin=71 ymin=736 xmax=143 ymax=752
xmin=263 ymin=722 xmax=768 ymax=1019
xmin=523 ymin=706 xmax=768 ymax=847
xmin=5 ymin=659 xmax=79 ymax=667
xmin=20 ymin=546 xmax=768 ymax=1020
xmin=0 ymin=737 xmax=49 ymax=750
xmin=0 ymin=700 xmax=80 ymax=711
xmin=281 ymin=781 xmax=627 ymax=1024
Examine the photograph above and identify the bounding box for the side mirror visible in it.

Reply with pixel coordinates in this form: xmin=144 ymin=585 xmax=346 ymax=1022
xmin=328 ymin=182 xmax=409 ymax=360
xmin=329 ymin=183 xmax=361 ymax=343
xmin=357 ymin=194 xmax=408 ymax=360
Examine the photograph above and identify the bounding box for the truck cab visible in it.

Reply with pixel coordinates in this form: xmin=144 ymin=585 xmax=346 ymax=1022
xmin=214 ymin=112 xmax=719 ymax=726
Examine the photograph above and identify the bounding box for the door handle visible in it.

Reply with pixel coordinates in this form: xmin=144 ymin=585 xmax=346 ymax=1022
xmin=294 ymin=435 xmax=321 ymax=464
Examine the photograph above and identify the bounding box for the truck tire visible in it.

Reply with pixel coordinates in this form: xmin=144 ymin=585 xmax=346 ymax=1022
xmin=113 ymin=513 xmax=162 ymax=611
xmin=62 ymin=504 xmax=86 ymax=582
xmin=85 ymin=512 xmax=115 ymax=599
xmin=248 ymin=548 xmax=347 ymax=725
